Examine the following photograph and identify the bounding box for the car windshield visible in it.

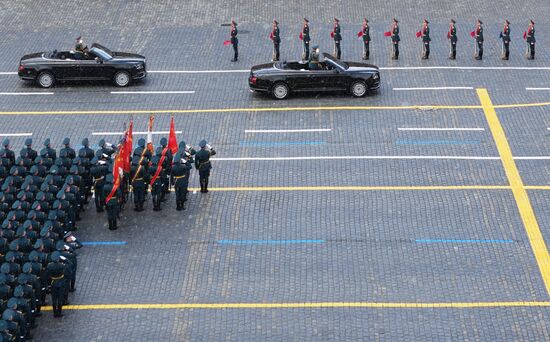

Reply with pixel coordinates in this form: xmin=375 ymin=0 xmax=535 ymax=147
xmin=322 ymin=53 xmax=348 ymax=69
xmin=90 ymin=47 xmax=112 ymax=60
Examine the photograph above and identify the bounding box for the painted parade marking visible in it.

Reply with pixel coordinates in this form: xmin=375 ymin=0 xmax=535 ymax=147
xmin=244 ymin=129 xmax=332 ymax=133
xmin=393 ymin=87 xmax=474 ymax=91
xmin=398 ymin=127 xmax=485 ymax=131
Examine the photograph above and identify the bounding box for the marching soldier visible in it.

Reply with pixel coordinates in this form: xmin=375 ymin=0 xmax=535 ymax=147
xmin=332 ymin=18 xmax=342 ymax=59
xmin=230 ymin=20 xmax=238 ymax=62
xmin=391 ymin=18 xmax=400 ymax=59
xmin=46 ymin=251 xmax=67 ymax=318
xmin=361 ymin=18 xmax=371 ymax=60
xmin=195 ymin=140 xmax=216 ymax=193
xmin=130 ymin=157 xmax=148 ymax=212
xmin=500 ymin=20 xmax=511 ymax=60
xmin=301 ymin=18 xmax=311 ymax=60
xmin=448 ymin=19 xmax=458 ymax=59
xmin=102 ymin=174 xmax=121 ymax=230
xmin=526 ymin=20 xmax=535 ymax=59
xmin=171 ymin=153 xmax=192 ymax=211
xmin=421 ymin=19 xmax=431 ymax=59
xmin=474 ymin=19 xmax=484 ymax=60
xmin=271 ymin=20 xmax=281 ymax=61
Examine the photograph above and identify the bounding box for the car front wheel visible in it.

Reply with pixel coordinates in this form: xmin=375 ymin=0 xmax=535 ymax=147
xmin=271 ymin=82 xmax=289 ymax=100
xmin=350 ymin=81 xmax=367 ymax=97
xmin=113 ymin=71 xmax=131 ymax=87
xmin=37 ymin=71 xmax=55 ymax=88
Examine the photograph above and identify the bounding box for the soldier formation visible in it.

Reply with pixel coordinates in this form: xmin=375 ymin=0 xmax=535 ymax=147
xmin=226 ymin=18 xmax=538 ymax=62
xmin=0 ymin=138 xmax=83 ymax=340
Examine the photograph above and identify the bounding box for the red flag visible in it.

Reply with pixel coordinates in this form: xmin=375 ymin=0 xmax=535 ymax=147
xmin=123 ymin=120 xmax=133 ymax=173
xmin=168 ymin=116 xmax=178 ymax=155
xmin=330 ymin=31 xmax=334 ymax=38
xmin=223 ymin=40 xmax=232 ymax=46
xmin=150 ymin=147 xmax=168 ymax=186
xmin=447 ymin=31 xmax=451 ymax=39
xmin=470 ymin=31 xmax=475 ymax=37
xmin=147 ymin=115 xmax=155 ymax=153
xmin=105 ymin=149 xmax=124 ymax=203
xmin=384 ymin=31 xmax=391 ymax=37
xmin=416 ymin=31 xmax=422 ymax=38
xmin=357 ymin=31 xmax=363 ymax=37
xmin=523 ymin=31 xmax=527 ymax=39
xmin=269 ymin=31 xmax=274 ymax=40
xmin=299 ymin=32 xmax=303 ymax=40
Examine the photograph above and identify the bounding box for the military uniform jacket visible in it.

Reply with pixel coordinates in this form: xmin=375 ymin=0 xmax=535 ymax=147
xmin=231 ymin=27 xmax=238 ymax=44
xmin=132 ymin=146 xmax=152 ymax=164
xmin=195 ymin=149 xmax=216 ymax=171
xmin=422 ymin=25 xmax=431 ymax=42
xmin=102 ymin=183 xmax=121 ymax=205
xmin=501 ymin=25 xmax=510 ymax=42
xmin=60 ymin=147 xmax=76 ymax=159
xmin=272 ymin=27 xmax=281 ymax=43
xmin=148 ymin=165 xmax=164 ymax=187
xmin=20 ymin=147 xmax=37 ymax=161
xmin=475 ymin=26 xmax=484 ymax=42
xmin=527 ymin=26 xmax=535 ymax=43
xmin=362 ymin=25 xmax=370 ymax=42
xmin=130 ymin=164 xmax=149 ymax=185
xmin=333 ymin=24 xmax=342 ymax=41
xmin=171 ymin=163 xmax=192 ymax=185
xmin=391 ymin=24 xmax=400 ymax=42
xmin=1 ymin=149 xmax=15 ymax=166
xmin=302 ymin=25 xmax=310 ymax=42
xmin=46 ymin=261 xmax=65 ymax=286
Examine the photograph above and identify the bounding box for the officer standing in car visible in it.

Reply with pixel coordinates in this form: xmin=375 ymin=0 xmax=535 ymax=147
xmin=271 ymin=20 xmax=281 ymax=61
xmin=301 ymin=18 xmax=311 ymax=61
xmin=230 ymin=20 xmax=239 ymax=62
xmin=332 ymin=18 xmax=342 ymax=59
xmin=361 ymin=18 xmax=371 ymax=60
xmin=195 ymin=140 xmax=216 ymax=193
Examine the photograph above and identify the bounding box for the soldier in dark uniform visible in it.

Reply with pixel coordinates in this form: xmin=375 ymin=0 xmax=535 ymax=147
xmin=474 ymin=19 xmax=484 ymax=60
xmin=43 ymin=138 xmax=56 ymax=160
xmin=308 ymin=45 xmax=321 ymax=70
xmin=500 ymin=20 xmax=511 ymax=60
xmin=301 ymin=18 xmax=311 ymax=61
xmin=97 ymin=139 xmax=115 ymax=159
xmin=60 ymin=137 xmax=76 ymax=160
xmin=78 ymin=138 xmax=95 ymax=203
xmin=448 ymin=19 xmax=458 ymax=59
xmin=230 ymin=20 xmax=238 ymax=62
xmin=1 ymin=140 xmax=15 ymax=167
xmin=171 ymin=153 xmax=192 ymax=211
xmin=20 ymin=139 xmax=37 ymax=161
xmin=90 ymin=157 xmax=108 ymax=212
xmin=195 ymin=140 xmax=216 ymax=193
xmin=271 ymin=20 xmax=281 ymax=61
xmin=102 ymin=174 xmax=121 ymax=230
xmin=391 ymin=18 xmax=400 ymax=59
xmin=421 ymin=19 xmax=431 ymax=59
xmin=130 ymin=157 xmax=149 ymax=212
xmin=361 ymin=18 xmax=371 ymax=60
xmin=148 ymin=156 xmax=163 ymax=211
xmin=332 ymin=18 xmax=342 ymax=59
xmin=46 ymin=251 xmax=67 ymax=317
xmin=526 ymin=20 xmax=535 ymax=59
xmin=158 ymin=138 xmax=173 ymax=197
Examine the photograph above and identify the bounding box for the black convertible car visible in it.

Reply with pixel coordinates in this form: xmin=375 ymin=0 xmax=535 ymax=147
xmin=248 ymin=53 xmax=380 ymax=99
xmin=18 ymin=43 xmax=146 ymax=88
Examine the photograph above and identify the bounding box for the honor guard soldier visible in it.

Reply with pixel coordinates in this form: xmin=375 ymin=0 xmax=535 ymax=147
xmin=195 ymin=140 xmax=216 ymax=193
xmin=390 ymin=18 xmax=400 ymax=59
xmin=361 ymin=18 xmax=371 ymax=60
xmin=149 ymin=156 xmax=163 ymax=211
xmin=300 ymin=18 xmax=311 ymax=60
xmin=46 ymin=251 xmax=67 ymax=318
xmin=230 ymin=20 xmax=239 ymax=62
xmin=133 ymin=138 xmax=152 ymax=165
xmin=331 ymin=18 xmax=342 ymax=59
xmin=474 ymin=19 xmax=484 ymax=60
xmin=102 ymin=174 xmax=121 ymax=230
xmin=448 ymin=19 xmax=458 ymax=59
xmin=20 ymin=139 xmax=37 ymax=161
xmin=130 ymin=156 xmax=149 ymax=212
xmin=271 ymin=20 xmax=281 ymax=61
xmin=90 ymin=157 xmax=107 ymax=212
xmin=500 ymin=20 xmax=511 ymax=60
xmin=78 ymin=138 xmax=95 ymax=202
xmin=526 ymin=20 xmax=535 ymax=59
xmin=43 ymin=138 xmax=56 ymax=160
xmin=2 ymin=140 xmax=15 ymax=167
xmin=60 ymin=137 xmax=76 ymax=160
xmin=171 ymin=152 xmax=192 ymax=210
xmin=421 ymin=19 xmax=431 ymax=59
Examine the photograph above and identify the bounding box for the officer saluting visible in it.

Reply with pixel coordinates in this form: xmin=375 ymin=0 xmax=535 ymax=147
xmin=300 ymin=18 xmax=311 ymax=61
xmin=526 ymin=20 xmax=535 ymax=59
xmin=171 ymin=152 xmax=192 ymax=210
xmin=331 ymin=18 xmax=342 ymax=59
xmin=448 ymin=19 xmax=458 ymax=59
xmin=230 ymin=20 xmax=238 ymax=62
xmin=500 ymin=20 xmax=511 ymax=60
xmin=195 ymin=140 xmax=216 ymax=193
xmin=361 ymin=18 xmax=371 ymax=60
xmin=421 ymin=19 xmax=431 ymax=59
xmin=473 ymin=19 xmax=484 ymax=60
xmin=270 ymin=20 xmax=281 ymax=61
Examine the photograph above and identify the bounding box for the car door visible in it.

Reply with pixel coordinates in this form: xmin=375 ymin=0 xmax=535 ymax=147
xmin=50 ymin=52 xmax=80 ymax=80
xmin=77 ymin=52 xmax=111 ymax=80
xmin=314 ymin=62 xmax=347 ymax=91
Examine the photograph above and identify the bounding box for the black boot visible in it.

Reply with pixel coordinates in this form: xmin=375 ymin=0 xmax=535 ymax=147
xmin=176 ymin=201 xmax=182 ymax=211
xmin=204 ymin=178 xmax=209 ymax=193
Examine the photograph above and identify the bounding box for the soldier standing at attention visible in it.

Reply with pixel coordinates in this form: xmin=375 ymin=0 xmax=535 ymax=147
xmin=47 ymin=252 xmax=67 ymax=318
xmin=500 ymin=20 xmax=511 ymax=60
xmin=391 ymin=18 xmax=400 ymax=59
xmin=20 ymin=139 xmax=37 ymax=161
xmin=102 ymin=174 xmax=121 ymax=230
xmin=149 ymin=156 xmax=164 ymax=211
xmin=448 ymin=19 xmax=458 ymax=59
xmin=230 ymin=20 xmax=238 ymax=62
xmin=171 ymin=153 xmax=192 ymax=211
xmin=474 ymin=19 xmax=484 ymax=60
xmin=361 ymin=18 xmax=371 ymax=60
xmin=421 ymin=19 xmax=431 ymax=59
xmin=271 ymin=20 xmax=281 ymax=61
xmin=526 ymin=20 xmax=535 ymax=59
xmin=301 ymin=18 xmax=311 ymax=61
xmin=332 ymin=18 xmax=342 ymax=59
xmin=130 ymin=157 xmax=148 ymax=212
xmin=195 ymin=140 xmax=216 ymax=193
xmin=2 ymin=139 xmax=15 ymax=166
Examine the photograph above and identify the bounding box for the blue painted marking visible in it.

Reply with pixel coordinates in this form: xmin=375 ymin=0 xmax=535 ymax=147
xmin=82 ymin=241 xmax=128 ymax=246
xmin=218 ymin=239 xmax=325 ymax=245
xmin=395 ymin=140 xmax=480 ymax=145
xmin=239 ymin=141 xmax=326 ymax=147
xmin=415 ymin=239 xmax=514 ymax=244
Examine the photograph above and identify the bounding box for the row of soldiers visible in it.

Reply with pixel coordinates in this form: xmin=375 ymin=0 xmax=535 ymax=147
xmin=0 ymin=137 xmax=83 ymax=340
xmin=228 ymin=18 xmax=537 ymax=61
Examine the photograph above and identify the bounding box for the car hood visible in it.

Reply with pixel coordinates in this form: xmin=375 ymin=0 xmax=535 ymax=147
xmin=111 ymin=51 xmax=146 ymax=61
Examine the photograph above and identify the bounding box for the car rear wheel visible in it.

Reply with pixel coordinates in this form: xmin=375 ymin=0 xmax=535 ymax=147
xmin=37 ymin=72 xmax=55 ymax=88
xmin=271 ymin=82 xmax=289 ymax=100
xmin=350 ymin=81 xmax=367 ymax=97
xmin=113 ymin=71 xmax=131 ymax=87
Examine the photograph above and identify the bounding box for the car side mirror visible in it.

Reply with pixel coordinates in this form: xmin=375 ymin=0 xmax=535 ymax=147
xmin=95 ymin=57 xmax=102 ymax=64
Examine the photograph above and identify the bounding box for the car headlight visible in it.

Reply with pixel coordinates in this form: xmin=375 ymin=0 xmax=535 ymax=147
xmin=135 ymin=64 xmax=144 ymax=70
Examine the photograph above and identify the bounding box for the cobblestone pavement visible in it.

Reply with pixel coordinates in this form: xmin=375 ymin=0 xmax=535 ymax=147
xmin=2 ymin=0 xmax=550 ymax=341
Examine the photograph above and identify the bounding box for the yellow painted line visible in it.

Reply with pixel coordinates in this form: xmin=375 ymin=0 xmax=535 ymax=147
xmin=187 ymin=186 xmax=510 ymax=192
xmin=39 ymin=301 xmax=550 ymax=311
xmin=525 ymin=186 xmax=550 ymax=190
xmin=494 ymin=102 xmax=550 ymax=109
xmin=478 ymin=88 xmax=550 ymax=296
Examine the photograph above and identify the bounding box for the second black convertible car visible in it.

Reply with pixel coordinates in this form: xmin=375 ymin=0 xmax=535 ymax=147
xmin=248 ymin=53 xmax=380 ymax=100
xmin=18 ymin=43 xmax=146 ymax=88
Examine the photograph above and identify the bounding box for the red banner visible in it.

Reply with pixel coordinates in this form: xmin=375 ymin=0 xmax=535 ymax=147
xmin=384 ymin=31 xmax=391 ymax=37
xmin=470 ymin=31 xmax=475 ymax=37
xmin=223 ymin=40 xmax=232 ymax=46
xmin=168 ymin=116 xmax=178 ymax=155
xmin=299 ymin=32 xmax=303 ymax=40
xmin=330 ymin=31 xmax=334 ymax=38
xmin=416 ymin=31 xmax=421 ymax=38
xmin=150 ymin=147 xmax=168 ymax=186
xmin=105 ymin=149 xmax=123 ymax=204
xmin=123 ymin=120 xmax=133 ymax=173
xmin=357 ymin=31 xmax=363 ymax=38
xmin=523 ymin=31 xmax=527 ymax=39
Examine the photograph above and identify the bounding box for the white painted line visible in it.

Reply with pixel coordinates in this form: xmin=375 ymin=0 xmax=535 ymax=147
xmin=213 ymin=156 xmax=501 ymax=161
xmin=526 ymin=88 xmax=550 ymax=91
xmin=393 ymin=87 xmax=474 ymax=91
xmin=0 ymin=72 xmax=17 ymax=75
xmin=110 ymin=91 xmax=195 ymax=95
xmin=514 ymin=156 xmax=550 ymax=160
xmin=92 ymin=131 xmax=183 ymax=136
xmin=149 ymin=70 xmax=249 ymax=74
xmin=245 ymin=129 xmax=332 ymax=133
xmin=0 ymin=133 xmax=32 ymax=137
xmin=0 ymin=92 xmax=54 ymax=95
xmin=398 ymin=127 xmax=485 ymax=131
xmin=381 ymin=67 xmax=550 ymax=71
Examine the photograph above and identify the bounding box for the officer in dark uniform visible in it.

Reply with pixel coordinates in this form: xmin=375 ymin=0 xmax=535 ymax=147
xmin=195 ymin=140 xmax=216 ymax=193
xmin=43 ymin=138 xmax=56 ymax=160
xmin=391 ymin=18 xmax=400 ymax=59
xmin=361 ymin=18 xmax=371 ymax=60
xmin=171 ymin=152 xmax=192 ymax=210
xmin=90 ymin=157 xmax=108 ymax=212
xmin=130 ymin=157 xmax=149 ymax=212
xmin=1 ymin=140 xmax=15 ymax=167
xmin=421 ymin=19 xmax=431 ymax=59
xmin=97 ymin=139 xmax=115 ymax=159
xmin=526 ymin=20 xmax=535 ymax=59
xmin=474 ymin=19 xmax=484 ymax=60
xmin=158 ymin=138 xmax=173 ymax=197
xmin=20 ymin=139 xmax=37 ymax=161
xmin=79 ymin=138 xmax=95 ymax=203
xmin=499 ymin=20 xmax=511 ymax=60
xmin=148 ymin=156 xmax=163 ymax=211
xmin=60 ymin=137 xmax=76 ymax=160
xmin=133 ymin=138 xmax=152 ymax=163
xmin=102 ymin=174 xmax=121 ymax=230
xmin=308 ymin=45 xmax=321 ymax=70
xmin=301 ymin=18 xmax=311 ymax=61
xmin=230 ymin=20 xmax=239 ymax=62
xmin=271 ymin=20 xmax=281 ymax=61
xmin=448 ymin=19 xmax=458 ymax=59
xmin=332 ymin=18 xmax=342 ymax=59
xmin=46 ymin=251 xmax=67 ymax=317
